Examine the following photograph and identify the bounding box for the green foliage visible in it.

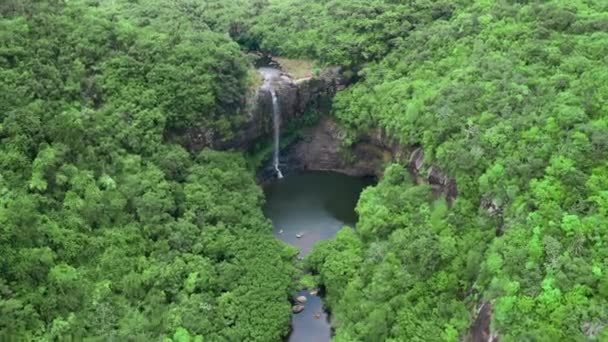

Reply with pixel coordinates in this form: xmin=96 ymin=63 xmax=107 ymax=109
xmin=307 ymin=165 xmax=484 ymax=340
xmin=0 ymin=1 xmax=296 ymax=340
xmin=264 ymin=0 xmax=608 ymax=340
xmin=251 ymin=0 xmax=459 ymax=67
xmin=3 ymin=0 xmax=608 ymax=340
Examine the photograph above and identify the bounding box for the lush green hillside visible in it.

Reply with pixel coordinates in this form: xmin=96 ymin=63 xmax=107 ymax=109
xmin=2 ymin=0 xmax=608 ymax=341
xmin=252 ymin=0 xmax=460 ymax=67
xmin=252 ymin=0 xmax=608 ymax=340
xmin=0 ymin=1 xmax=297 ymax=340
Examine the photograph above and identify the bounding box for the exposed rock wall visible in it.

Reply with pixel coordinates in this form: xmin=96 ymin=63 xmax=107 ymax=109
xmin=469 ymin=302 xmax=498 ymax=342
xmin=270 ymin=117 xmax=458 ymax=202
xmin=177 ymin=67 xmax=348 ymax=151
xmin=172 ymin=57 xmax=457 ymax=200
xmin=283 ymin=117 xmax=401 ymax=177
xmin=408 ymin=146 xmax=458 ymax=202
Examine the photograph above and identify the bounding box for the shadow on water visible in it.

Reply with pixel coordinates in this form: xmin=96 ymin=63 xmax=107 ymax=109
xmin=263 ymin=171 xmax=374 ymax=342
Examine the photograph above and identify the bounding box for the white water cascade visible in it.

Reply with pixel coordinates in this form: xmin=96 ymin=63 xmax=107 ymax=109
xmin=270 ymin=88 xmax=284 ymax=179
xmin=259 ymin=67 xmax=284 ymax=179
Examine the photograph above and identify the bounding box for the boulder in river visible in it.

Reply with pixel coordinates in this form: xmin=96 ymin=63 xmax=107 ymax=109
xmin=296 ymin=295 xmax=307 ymax=304
xmin=292 ymin=304 xmax=305 ymax=314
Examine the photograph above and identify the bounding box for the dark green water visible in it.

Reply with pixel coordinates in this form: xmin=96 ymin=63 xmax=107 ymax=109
xmin=263 ymin=171 xmax=373 ymax=342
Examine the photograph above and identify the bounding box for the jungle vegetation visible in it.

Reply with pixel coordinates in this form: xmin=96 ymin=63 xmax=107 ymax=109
xmin=1 ymin=0 xmax=607 ymax=341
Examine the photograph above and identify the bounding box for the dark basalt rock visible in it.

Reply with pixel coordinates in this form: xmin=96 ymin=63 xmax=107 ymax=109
xmin=283 ymin=117 xmax=400 ymax=178
xmin=469 ymin=302 xmax=498 ymax=342
xmin=259 ymin=117 xmax=458 ymax=203
xmin=175 ymin=57 xmax=458 ymax=202
xmin=407 ymin=146 xmax=458 ymax=202
xmin=176 ymin=64 xmax=348 ymax=152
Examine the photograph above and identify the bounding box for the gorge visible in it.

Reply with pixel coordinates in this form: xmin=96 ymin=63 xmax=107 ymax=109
xmin=264 ymin=171 xmax=374 ymax=341
xmin=255 ymin=63 xmax=374 ymax=341
xmin=252 ymin=58 xmax=459 ymax=341
xmin=250 ymin=59 xmax=457 ymax=201
xmin=2 ymin=1 xmax=607 ymax=341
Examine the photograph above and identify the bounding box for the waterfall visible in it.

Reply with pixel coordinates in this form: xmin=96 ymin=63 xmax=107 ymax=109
xmin=270 ymin=89 xmax=284 ymax=179
xmin=259 ymin=67 xmax=285 ymax=179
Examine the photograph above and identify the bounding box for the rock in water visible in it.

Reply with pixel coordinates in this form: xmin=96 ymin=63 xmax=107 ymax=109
xmin=292 ymin=304 xmax=305 ymax=314
xmin=296 ymin=295 xmax=307 ymax=304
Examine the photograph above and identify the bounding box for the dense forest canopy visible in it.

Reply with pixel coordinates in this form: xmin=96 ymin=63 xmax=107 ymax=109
xmin=255 ymin=0 xmax=608 ymax=340
xmin=1 ymin=0 xmax=608 ymax=341
xmin=1 ymin=1 xmax=297 ymax=340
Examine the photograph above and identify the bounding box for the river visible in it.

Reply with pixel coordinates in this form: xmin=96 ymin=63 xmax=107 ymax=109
xmin=263 ymin=171 xmax=373 ymax=342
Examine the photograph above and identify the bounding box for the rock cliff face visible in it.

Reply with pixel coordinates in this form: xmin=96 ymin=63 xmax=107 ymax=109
xmin=282 ymin=117 xmax=402 ymax=177
xmin=272 ymin=117 xmax=458 ymax=202
xmin=173 ymin=57 xmax=458 ymax=200
xmin=408 ymin=146 xmax=458 ymax=201
xmin=177 ymin=66 xmax=348 ymax=151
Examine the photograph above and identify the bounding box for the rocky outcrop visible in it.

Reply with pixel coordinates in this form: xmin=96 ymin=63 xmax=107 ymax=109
xmin=280 ymin=117 xmax=401 ymax=177
xmin=264 ymin=116 xmax=458 ymax=202
xmin=174 ymin=58 xmax=458 ymax=200
xmin=409 ymin=147 xmax=458 ymax=202
xmin=178 ymin=65 xmax=348 ymax=151
xmin=469 ymin=302 xmax=498 ymax=342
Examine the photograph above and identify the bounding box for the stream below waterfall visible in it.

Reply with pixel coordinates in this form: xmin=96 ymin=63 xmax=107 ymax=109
xmin=263 ymin=171 xmax=374 ymax=342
